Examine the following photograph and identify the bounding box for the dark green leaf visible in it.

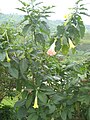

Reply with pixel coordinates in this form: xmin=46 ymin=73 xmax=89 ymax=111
xmin=1 ymin=62 xmax=10 ymax=68
xmin=79 ymin=12 xmax=89 ymax=16
xmin=16 ymin=79 xmax=22 ymax=91
xmin=18 ymin=0 xmax=28 ymax=6
xmin=23 ymin=24 xmax=31 ymax=34
xmin=0 ymin=52 xmax=6 ymax=61
xmin=20 ymin=58 xmax=28 ymax=73
xmin=26 ymin=95 xmax=33 ymax=109
xmin=8 ymin=67 xmax=18 ymax=79
xmin=49 ymin=105 xmax=56 ymax=114
xmin=57 ymin=25 xmax=65 ymax=37
xmin=88 ymin=107 xmax=90 ymax=120
xmin=39 ymin=21 xmax=50 ymax=35
xmin=52 ymin=94 xmax=64 ymax=104
xmin=27 ymin=114 xmax=38 ymax=120
xmin=76 ymin=0 xmax=83 ymax=4
xmin=35 ymin=33 xmax=45 ymax=44
xmin=67 ymin=25 xmax=80 ymax=44
xmin=38 ymin=91 xmax=47 ymax=104
xmin=22 ymin=90 xmax=28 ymax=99
xmin=17 ymin=106 xmax=27 ymax=119
xmin=55 ymin=38 xmax=61 ymax=51
xmin=76 ymin=15 xmax=85 ymax=38
xmin=16 ymin=8 xmax=26 ymax=12
xmin=79 ymin=7 xmax=88 ymax=11
xmin=14 ymin=100 xmax=26 ymax=109
xmin=61 ymin=109 xmax=67 ymax=120
xmin=35 ymin=2 xmax=43 ymax=6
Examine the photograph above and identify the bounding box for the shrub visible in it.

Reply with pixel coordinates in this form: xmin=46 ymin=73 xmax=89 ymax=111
xmin=0 ymin=105 xmax=17 ymax=120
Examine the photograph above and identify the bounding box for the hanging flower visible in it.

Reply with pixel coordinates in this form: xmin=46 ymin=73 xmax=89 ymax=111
xmin=47 ymin=40 xmax=56 ymax=56
xmin=33 ymin=91 xmax=38 ymax=109
xmin=69 ymin=39 xmax=75 ymax=49
xmin=6 ymin=51 xmax=11 ymax=62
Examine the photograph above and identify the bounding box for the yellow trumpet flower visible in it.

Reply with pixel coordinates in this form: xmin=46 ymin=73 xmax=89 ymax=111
xmin=47 ymin=40 xmax=56 ymax=56
xmin=6 ymin=51 xmax=11 ymax=62
xmin=33 ymin=93 xmax=38 ymax=109
xmin=69 ymin=39 xmax=75 ymax=49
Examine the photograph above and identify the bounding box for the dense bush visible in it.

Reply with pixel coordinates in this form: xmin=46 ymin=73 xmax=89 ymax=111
xmin=0 ymin=105 xmax=17 ymax=120
xmin=0 ymin=0 xmax=90 ymax=120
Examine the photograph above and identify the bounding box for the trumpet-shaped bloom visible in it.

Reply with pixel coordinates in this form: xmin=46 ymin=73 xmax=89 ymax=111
xmin=6 ymin=51 xmax=11 ymax=62
xmin=69 ymin=39 xmax=75 ymax=49
xmin=33 ymin=95 xmax=38 ymax=109
xmin=47 ymin=40 xmax=56 ymax=56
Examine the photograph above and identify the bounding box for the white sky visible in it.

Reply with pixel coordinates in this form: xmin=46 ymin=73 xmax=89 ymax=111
xmin=0 ymin=0 xmax=90 ymax=24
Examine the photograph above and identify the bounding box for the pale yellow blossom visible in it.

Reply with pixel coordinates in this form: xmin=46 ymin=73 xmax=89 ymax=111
xmin=33 ymin=92 xmax=38 ymax=109
xmin=69 ymin=39 xmax=75 ymax=49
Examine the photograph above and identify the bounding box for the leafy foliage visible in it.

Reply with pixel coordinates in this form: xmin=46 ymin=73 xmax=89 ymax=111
xmin=0 ymin=0 xmax=90 ymax=120
xmin=0 ymin=105 xmax=17 ymax=120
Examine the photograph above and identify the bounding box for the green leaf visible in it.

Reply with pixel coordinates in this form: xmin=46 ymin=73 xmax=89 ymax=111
xmin=57 ymin=25 xmax=65 ymax=37
xmin=61 ymin=109 xmax=67 ymax=120
xmin=88 ymin=107 xmax=90 ymax=120
xmin=55 ymin=38 xmax=61 ymax=51
xmin=38 ymin=91 xmax=47 ymax=104
xmin=14 ymin=100 xmax=26 ymax=109
xmin=52 ymin=94 xmax=64 ymax=104
xmin=79 ymin=7 xmax=88 ymax=11
xmin=20 ymin=58 xmax=28 ymax=80
xmin=27 ymin=114 xmax=38 ymax=120
xmin=41 ymin=86 xmax=55 ymax=95
xmin=79 ymin=12 xmax=89 ymax=16
xmin=76 ymin=15 xmax=85 ymax=38
xmin=76 ymin=0 xmax=83 ymax=4
xmin=22 ymin=24 xmax=31 ymax=34
xmin=16 ymin=8 xmax=26 ymax=12
xmin=0 ymin=52 xmax=6 ymax=61
xmin=1 ymin=62 xmax=10 ymax=68
xmin=17 ymin=106 xmax=27 ymax=119
xmin=18 ymin=0 xmax=29 ymax=6
xmin=22 ymin=90 xmax=28 ymax=99
xmin=39 ymin=21 xmax=50 ymax=35
xmin=20 ymin=58 xmax=28 ymax=73
xmin=35 ymin=2 xmax=43 ymax=6
xmin=35 ymin=33 xmax=45 ymax=44
xmin=16 ymin=79 xmax=22 ymax=91
xmin=61 ymin=44 xmax=69 ymax=55
xmin=8 ymin=67 xmax=18 ymax=79
xmin=49 ymin=105 xmax=56 ymax=114
xmin=26 ymin=95 xmax=33 ymax=109
xmin=62 ymin=36 xmax=68 ymax=45
xmin=67 ymin=25 xmax=80 ymax=44
xmin=67 ymin=107 xmax=74 ymax=119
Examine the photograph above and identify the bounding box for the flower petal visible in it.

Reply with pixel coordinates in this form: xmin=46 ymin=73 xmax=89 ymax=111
xmin=33 ymin=95 xmax=39 ymax=109
xmin=47 ymin=40 xmax=56 ymax=56
xmin=69 ymin=39 xmax=75 ymax=49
